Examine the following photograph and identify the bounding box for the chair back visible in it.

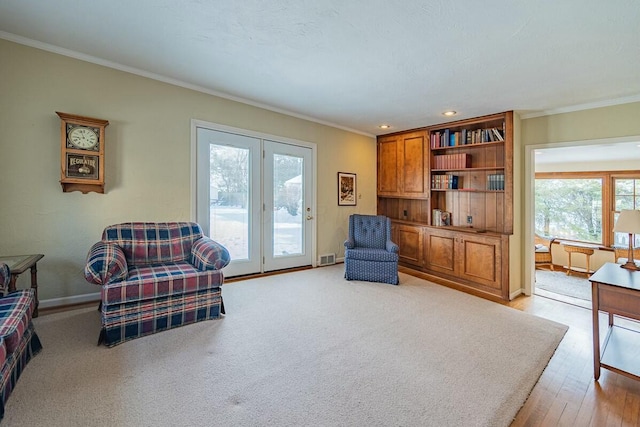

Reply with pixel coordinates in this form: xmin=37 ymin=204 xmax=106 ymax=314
xmin=349 ymin=215 xmax=391 ymax=249
xmin=0 ymin=263 xmax=9 ymax=293
xmin=102 ymin=222 xmax=203 ymax=266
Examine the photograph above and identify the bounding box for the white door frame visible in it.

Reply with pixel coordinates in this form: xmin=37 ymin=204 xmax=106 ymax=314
xmin=190 ymin=119 xmax=317 ymax=275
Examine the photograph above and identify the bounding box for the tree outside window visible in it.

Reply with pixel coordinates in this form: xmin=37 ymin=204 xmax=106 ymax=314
xmin=535 ymin=178 xmax=603 ymax=244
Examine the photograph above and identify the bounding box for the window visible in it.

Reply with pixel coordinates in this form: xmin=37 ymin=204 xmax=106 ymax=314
xmin=535 ymin=171 xmax=640 ymax=247
xmin=535 ymin=177 xmax=603 ymax=244
xmin=613 ymin=177 xmax=640 ymax=247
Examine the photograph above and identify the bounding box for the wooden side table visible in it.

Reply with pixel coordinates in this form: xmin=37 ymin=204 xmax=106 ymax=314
xmin=561 ymin=242 xmax=596 ymax=276
xmin=0 ymin=254 xmax=44 ymax=317
xmin=589 ymin=262 xmax=640 ymax=381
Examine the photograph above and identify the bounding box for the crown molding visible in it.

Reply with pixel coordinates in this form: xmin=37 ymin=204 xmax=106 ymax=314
xmin=0 ymin=31 xmax=375 ymax=138
xmin=519 ymin=94 xmax=640 ymax=120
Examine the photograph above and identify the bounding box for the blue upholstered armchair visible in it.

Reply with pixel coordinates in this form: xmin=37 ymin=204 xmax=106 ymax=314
xmin=344 ymin=214 xmax=399 ymax=285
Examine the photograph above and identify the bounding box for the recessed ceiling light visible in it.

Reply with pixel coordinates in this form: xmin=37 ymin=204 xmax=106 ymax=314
xmin=379 ymin=124 xmax=390 ymax=129
xmin=442 ymin=111 xmax=457 ymax=117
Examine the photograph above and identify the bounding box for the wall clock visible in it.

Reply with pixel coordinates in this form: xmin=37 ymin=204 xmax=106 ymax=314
xmin=56 ymin=112 xmax=109 ymax=194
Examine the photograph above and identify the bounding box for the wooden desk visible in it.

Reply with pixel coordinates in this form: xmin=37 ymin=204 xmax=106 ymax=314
xmin=0 ymin=254 xmax=44 ymax=317
xmin=589 ymin=262 xmax=640 ymax=381
xmin=561 ymin=242 xmax=597 ymax=276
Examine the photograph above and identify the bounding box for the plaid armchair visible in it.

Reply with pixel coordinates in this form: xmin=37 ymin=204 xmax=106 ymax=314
xmin=85 ymin=222 xmax=230 ymax=346
xmin=0 ymin=263 xmax=42 ymax=419
xmin=344 ymin=214 xmax=399 ymax=285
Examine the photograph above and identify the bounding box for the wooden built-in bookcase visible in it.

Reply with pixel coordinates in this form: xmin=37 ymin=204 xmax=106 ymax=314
xmin=377 ymin=111 xmax=513 ymax=301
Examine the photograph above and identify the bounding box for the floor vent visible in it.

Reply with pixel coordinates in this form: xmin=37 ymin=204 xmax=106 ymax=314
xmin=318 ymin=253 xmax=336 ymax=266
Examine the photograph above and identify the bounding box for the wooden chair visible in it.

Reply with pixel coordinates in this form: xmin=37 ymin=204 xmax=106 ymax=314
xmin=613 ymin=246 xmax=639 ymax=264
xmin=534 ymin=234 xmax=555 ymax=271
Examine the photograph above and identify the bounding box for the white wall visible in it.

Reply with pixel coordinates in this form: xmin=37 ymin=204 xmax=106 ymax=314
xmin=0 ymin=39 xmax=376 ymax=304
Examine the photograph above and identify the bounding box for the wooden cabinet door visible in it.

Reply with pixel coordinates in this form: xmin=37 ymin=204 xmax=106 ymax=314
xmin=377 ymin=135 xmax=399 ymax=195
xmin=457 ymin=233 xmax=502 ymax=290
xmin=424 ymin=227 xmax=456 ymax=275
xmin=396 ymin=224 xmax=424 ymax=267
xmin=399 ymin=131 xmax=429 ymax=197
xmin=377 ymin=131 xmax=428 ymax=198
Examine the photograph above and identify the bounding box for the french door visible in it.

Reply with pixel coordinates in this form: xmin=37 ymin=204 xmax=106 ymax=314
xmin=194 ymin=124 xmax=314 ymax=277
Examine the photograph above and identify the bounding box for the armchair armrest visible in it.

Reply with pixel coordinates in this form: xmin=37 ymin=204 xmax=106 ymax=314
xmin=84 ymin=242 xmax=128 ymax=285
xmin=344 ymin=238 xmax=355 ymax=249
xmin=386 ymin=240 xmax=399 ymax=254
xmin=191 ymin=237 xmax=231 ymax=270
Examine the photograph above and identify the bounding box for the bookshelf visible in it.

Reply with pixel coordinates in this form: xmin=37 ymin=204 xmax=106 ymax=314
xmin=376 ymin=111 xmax=513 ymax=301
xmin=428 ymin=112 xmax=513 ymax=234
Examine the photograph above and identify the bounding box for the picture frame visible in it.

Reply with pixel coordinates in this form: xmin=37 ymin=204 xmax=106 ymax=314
xmin=338 ymin=172 xmax=357 ymax=206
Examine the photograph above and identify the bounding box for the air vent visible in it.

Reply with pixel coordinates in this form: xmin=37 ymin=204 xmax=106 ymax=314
xmin=318 ymin=253 xmax=336 ymax=266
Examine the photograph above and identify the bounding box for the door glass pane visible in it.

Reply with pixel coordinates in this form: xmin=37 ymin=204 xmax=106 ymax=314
xmin=273 ymin=153 xmax=303 ymax=257
xmin=209 ymin=144 xmax=249 ymax=260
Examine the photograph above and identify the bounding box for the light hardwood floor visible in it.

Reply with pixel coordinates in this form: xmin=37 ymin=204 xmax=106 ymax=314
xmin=509 ymin=293 xmax=640 ymax=426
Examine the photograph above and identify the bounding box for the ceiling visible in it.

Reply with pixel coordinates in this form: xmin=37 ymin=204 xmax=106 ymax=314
xmin=1 ymin=0 xmax=639 ymax=136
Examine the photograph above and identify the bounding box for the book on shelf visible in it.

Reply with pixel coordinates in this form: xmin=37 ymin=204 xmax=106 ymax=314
xmin=432 ymin=153 xmax=472 ymax=169
xmin=432 ymin=209 xmax=451 ymax=226
xmin=487 ymin=173 xmax=505 ymax=190
xmin=431 ymin=174 xmax=461 ymax=190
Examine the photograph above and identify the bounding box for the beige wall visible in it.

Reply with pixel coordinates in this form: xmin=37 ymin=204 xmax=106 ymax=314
xmin=0 ymin=39 xmax=376 ymax=304
xmin=519 ymin=102 xmax=640 ymax=293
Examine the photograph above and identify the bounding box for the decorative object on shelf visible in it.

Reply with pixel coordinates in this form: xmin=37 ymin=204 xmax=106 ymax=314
xmin=56 ymin=111 xmax=109 ymax=194
xmin=338 ymin=172 xmax=357 ymax=206
xmin=613 ymin=209 xmax=640 ymax=270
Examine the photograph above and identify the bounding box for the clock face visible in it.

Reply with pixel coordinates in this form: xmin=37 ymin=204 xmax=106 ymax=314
xmin=68 ymin=126 xmax=99 ymax=150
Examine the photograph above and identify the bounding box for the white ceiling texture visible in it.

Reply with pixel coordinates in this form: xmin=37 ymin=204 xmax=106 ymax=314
xmin=1 ymin=0 xmax=639 ymax=141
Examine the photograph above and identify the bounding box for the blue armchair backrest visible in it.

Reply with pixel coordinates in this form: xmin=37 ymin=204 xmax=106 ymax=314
xmin=349 ymin=215 xmax=391 ymax=249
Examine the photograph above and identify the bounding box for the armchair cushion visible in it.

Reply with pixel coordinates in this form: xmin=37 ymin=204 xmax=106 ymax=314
xmin=345 ymin=248 xmax=399 ymax=262
xmin=102 ymin=262 xmax=224 ymax=305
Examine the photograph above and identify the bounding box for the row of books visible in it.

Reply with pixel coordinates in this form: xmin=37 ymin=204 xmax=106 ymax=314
xmin=432 ymin=209 xmax=451 ymax=226
xmin=430 ymin=126 xmax=505 ymax=148
xmin=432 ymin=153 xmax=471 ymax=170
xmin=487 ymin=174 xmax=505 ymax=190
xmin=431 ymin=174 xmax=461 ymax=189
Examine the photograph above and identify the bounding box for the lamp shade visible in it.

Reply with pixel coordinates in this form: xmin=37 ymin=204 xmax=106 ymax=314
xmin=613 ymin=209 xmax=640 ymax=234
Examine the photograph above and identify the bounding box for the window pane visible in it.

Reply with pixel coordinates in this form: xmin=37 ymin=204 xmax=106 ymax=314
xmin=209 ymin=145 xmax=249 ymax=260
xmin=613 ymin=178 xmax=640 ymax=247
xmin=535 ymin=178 xmax=602 ymax=243
xmin=273 ymin=153 xmax=303 ymax=257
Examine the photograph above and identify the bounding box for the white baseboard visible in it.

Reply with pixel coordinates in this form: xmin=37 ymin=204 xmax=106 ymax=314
xmin=509 ymin=289 xmax=524 ymax=300
xmin=39 ymin=292 xmax=101 ymax=309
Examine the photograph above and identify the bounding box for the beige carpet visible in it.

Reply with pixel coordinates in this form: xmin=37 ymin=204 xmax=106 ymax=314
xmin=5 ymin=265 xmax=567 ymax=426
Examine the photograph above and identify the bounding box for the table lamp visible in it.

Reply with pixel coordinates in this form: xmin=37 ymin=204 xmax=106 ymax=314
xmin=613 ymin=209 xmax=640 ymax=271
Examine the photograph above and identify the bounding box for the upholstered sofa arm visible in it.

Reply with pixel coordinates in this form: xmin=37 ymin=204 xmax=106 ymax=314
xmin=84 ymin=242 xmax=128 ymax=285
xmin=0 ymin=263 xmax=9 ymax=289
xmin=344 ymin=238 xmax=355 ymax=249
xmin=386 ymin=241 xmax=399 ymax=253
xmin=191 ymin=237 xmax=231 ymax=271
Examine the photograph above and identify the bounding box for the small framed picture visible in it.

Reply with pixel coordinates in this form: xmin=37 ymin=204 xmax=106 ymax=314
xmin=338 ymin=172 xmax=357 ymax=206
